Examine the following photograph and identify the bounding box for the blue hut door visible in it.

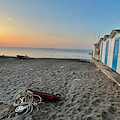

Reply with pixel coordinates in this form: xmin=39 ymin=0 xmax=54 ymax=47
xmin=100 ymin=42 xmax=103 ymax=61
xmin=112 ymin=39 xmax=119 ymax=71
xmin=105 ymin=41 xmax=109 ymax=65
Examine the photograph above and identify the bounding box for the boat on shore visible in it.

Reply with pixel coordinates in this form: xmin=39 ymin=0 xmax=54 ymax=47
xmin=17 ymin=55 xmax=29 ymax=59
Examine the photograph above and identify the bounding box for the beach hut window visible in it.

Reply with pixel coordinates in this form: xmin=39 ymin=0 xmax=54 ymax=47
xmin=112 ymin=38 xmax=119 ymax=71
xmin=105 ymin=41 xmax=109 ymax=65
xmin=100 ymin=42 xmax=103 ymax=61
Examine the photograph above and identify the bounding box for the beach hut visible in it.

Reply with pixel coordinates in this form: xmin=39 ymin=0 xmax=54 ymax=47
xmin=100 ymin=35 xmax=109 ymax=63
xmin=93 ymin=38 xmax=103 ymax=60
xmin=99 ymin=30 xmax=120 ymax=74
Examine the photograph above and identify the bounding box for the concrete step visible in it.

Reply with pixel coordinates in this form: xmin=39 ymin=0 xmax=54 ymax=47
xmin=93 ymin=58 xmax=120 ymax=87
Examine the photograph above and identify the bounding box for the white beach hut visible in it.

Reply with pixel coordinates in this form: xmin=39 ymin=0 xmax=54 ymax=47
xmin=100 ymin=30 xmax=120 ymax=74
xmin=93 ymin=38 xmax=103 ymax=60
xmin=100 ymin=35 xmax=109 ymax=63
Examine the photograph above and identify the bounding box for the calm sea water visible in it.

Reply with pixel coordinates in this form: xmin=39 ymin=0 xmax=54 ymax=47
xmin=0 ymin=47 xmax=92 ymax=60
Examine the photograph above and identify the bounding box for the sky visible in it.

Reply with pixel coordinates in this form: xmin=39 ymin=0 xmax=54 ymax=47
xmin=0 ymin=0 xmax=120 ymax=49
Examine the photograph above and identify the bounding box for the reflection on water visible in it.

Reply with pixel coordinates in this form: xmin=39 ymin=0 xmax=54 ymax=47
xmin=0 ymin=47 xmax=92 ymax=60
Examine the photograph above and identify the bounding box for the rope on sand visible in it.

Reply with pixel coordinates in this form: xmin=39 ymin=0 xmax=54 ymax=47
xmin=7 ymin=89 xmax=42 ymax=120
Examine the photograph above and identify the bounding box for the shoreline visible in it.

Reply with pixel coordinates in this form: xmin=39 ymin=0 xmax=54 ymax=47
xmin=0 ymin=55 xmax=91 ymax=62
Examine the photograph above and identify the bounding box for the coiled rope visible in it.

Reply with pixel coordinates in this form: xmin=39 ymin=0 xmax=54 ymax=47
xmin=7 ymin=89 xmax=42 ymax=120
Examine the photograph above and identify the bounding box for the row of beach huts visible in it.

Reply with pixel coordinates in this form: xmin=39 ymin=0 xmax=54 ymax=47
xmin=93 ymin=30 xmax=120 ymax=74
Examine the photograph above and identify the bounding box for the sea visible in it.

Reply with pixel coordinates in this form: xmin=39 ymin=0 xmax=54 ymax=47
xmin=0 ymin=47 xmax=92 ymax=60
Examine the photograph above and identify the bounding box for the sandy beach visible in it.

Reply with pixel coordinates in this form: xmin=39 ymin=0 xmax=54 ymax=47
xmin=0 ymin=58 xmax=120 ymax=120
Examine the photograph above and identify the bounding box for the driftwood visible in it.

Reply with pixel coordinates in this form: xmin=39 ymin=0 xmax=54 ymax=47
xmin=27 ymin=89 xmax=60 ymax=102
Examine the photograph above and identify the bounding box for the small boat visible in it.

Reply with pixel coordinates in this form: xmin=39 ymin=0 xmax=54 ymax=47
xmin=17 ymin=55 xmax=29 ymax=59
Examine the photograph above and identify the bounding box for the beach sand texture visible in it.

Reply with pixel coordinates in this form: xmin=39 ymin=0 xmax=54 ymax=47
xmin=0 ymin=58 xmax=120 ymax=120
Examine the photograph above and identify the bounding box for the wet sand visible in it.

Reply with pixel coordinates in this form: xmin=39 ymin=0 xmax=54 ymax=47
xmin=0 ymin=58 xmax=120 ymax=120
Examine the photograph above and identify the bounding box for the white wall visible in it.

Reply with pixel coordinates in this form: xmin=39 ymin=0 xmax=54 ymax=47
xmin=101 ymin=41 xmax=106 ymax=63
xmin=100 ymin=43 xmax=101 ymax=60
xmin=100 ymin=42 xmax=103 ymax=61
xmin=107 ymin=38 xmax=114 ymax=68
xmin=93 ymin=45 xmax=95 ymax=58
xmin=117 ymin=45 xmax=120 ymax=74
xmin=114 ymin=34 xmax=120 ymax=74
xmin=104 ymin=38 xmax=113 ymax=67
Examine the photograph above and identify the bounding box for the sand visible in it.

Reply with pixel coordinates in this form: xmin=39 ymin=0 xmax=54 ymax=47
xmin=0 ymin=58 xmax=120 ymax=120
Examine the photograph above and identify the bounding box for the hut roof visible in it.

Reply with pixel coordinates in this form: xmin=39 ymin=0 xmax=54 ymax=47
xmin=98 ymin=38 xmax=103 ymax=44
xmin=94 ymin=43 xmax=99 ymax=46
xmin=103 ymin=35 xmax=109 ymax=41
xmin=94 ymin=38 xmax=103 ymax=46
xmin=109 ymin=29 xmax=120 ymax=38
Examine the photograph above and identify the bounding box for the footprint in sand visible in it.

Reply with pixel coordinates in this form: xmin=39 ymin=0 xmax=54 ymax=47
xmin=101 ymin=111 xmax=109 ymax=120
xmin=92 ymin=99 xmax=100 ymax=106
xmin=87 ymin=116 xmax=94 ymax=120
xmin=108 ymin=106 xmax=116 ymax=114
xmin=85 ymin=108 xmax=93 ymax=114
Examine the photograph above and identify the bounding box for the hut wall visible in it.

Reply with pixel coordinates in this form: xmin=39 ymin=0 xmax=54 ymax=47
xmin=93 ymin=45 xmax=96 ymax=58
xmin=101 ymin=41 xmax=106 ymax=63
xmin=100 ymin=42 xmax=103 ymax=61
xmin=114 ymin=34 xmax=120 ymax=74
xmin=106 ymin=38 xmax=113 ymax=68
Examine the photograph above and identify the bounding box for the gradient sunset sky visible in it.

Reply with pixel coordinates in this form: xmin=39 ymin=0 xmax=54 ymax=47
xmin=0 ymin=0 xmax=120 ymax=49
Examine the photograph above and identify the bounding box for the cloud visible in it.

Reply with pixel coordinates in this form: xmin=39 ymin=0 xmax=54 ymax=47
xmin=8 ymin=18 xmax=12 ymax=21
xmin=48 ymin=34 xmax=65 ymax=38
